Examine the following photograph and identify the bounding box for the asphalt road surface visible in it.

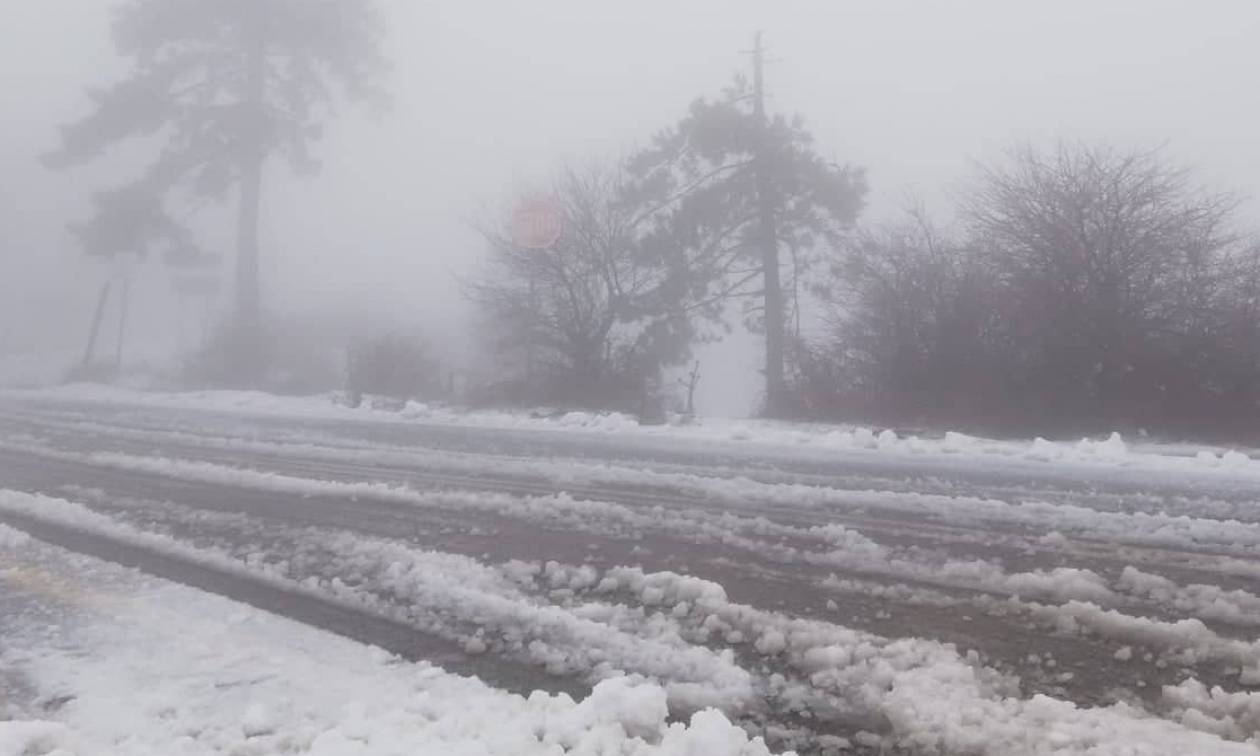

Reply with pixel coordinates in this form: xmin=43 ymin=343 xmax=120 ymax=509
xmin=2 ymin=393 xmax=1259 ymax=754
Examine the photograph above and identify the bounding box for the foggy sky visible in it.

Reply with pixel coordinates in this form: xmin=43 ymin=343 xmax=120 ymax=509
xmin=3 ymin=0 xmax=1259 ymax=413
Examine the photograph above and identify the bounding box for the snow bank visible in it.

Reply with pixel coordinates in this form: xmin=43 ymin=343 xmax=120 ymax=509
xmin=3 ymin=443 xmax=1153 ymax=607
xmin=13 ymin=384 xmax=1260 ymax=482
xmin=15 ymin=406 xmax=1260 ymax=565
xmin=1076 ymin=431 xmax=1129 ymax=459
xmin=1018 ymin=599 xmax=1260 ymax=682
xmin=1118 ymin=566 xmax=1260 ymax=626
xmin=0 ymin=523 xmax=31 ymax=548
xmin=1163 ymin=679 xmax=1260 ymax=745
xmin=0 ymin=489 xmax=755 ymax=713
xmin=0 ymin=536 xmax=783 ymax=756
xmin=586 ymin=568 xmax=1258 ymax=755
xmin=14 ymin=438 xmax=1258 ymax=627
xmin=0 ymin=722 xmax=69 ymax=756
xmin=6 ymin=491 xmax=1259 ymax=754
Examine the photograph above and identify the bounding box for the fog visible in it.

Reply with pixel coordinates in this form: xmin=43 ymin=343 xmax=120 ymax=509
xmin=4 ymin=0 xmax=1260 ymax=416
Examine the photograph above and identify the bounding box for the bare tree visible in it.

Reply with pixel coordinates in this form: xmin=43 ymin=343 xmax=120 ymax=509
xmin=806 ymin=142 xmax=1260 ymax=436
xmin=467 ymin=164 xmax=661 ymax=407
xmin=963 ymin=142 xmax=1240 ymax=414
xmin=803 ymin=206 xmax=1001 ymax=424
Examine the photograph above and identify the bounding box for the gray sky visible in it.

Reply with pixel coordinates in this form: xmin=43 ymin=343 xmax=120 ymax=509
xmin=3 ymin=0 xmax=1259 ymax=410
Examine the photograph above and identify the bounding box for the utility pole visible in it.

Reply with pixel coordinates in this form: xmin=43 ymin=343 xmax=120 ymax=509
xmin=750 ymin=31 xmax=786 ymax=417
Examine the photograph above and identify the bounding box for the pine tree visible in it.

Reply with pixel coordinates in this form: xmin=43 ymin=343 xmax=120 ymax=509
xmin=47 ymin=0 xmax=386 ymax=383
xmin=627 ymin=65 xmax=866 ymax=416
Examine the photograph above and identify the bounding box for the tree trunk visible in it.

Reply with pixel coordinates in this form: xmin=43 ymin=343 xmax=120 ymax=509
xmin=233 ymin=18 xmax=267 ymax=383
xmin=235 ymin=153 xmax=263 ymax=331
xmin=684 ymin=361 xmax=700 ymax=415
xmin=752 ymin=33 xmax=786 ymax=417
xmin=114 ymin=276 xmax=131 ymax=373
xmin=80 ymin=280 xmax=112 ymax=371
xmin=758 ymin=176 xmax=785 ymax=416
xmin=639 ymin=361 xmax=667 ymax=425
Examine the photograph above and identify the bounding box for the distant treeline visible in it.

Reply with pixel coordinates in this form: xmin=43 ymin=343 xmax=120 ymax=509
xmin=795 ymin=143 xmax=1260 ymax=440
xmin=49 ymin=3 xmax=1260 ymax=438
xmin=472 ymin=137 xmax=1260 ymax=440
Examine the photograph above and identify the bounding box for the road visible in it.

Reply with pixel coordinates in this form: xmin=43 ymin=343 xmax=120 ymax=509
xmin=2 ymin=393 xmax=1259 ymax=754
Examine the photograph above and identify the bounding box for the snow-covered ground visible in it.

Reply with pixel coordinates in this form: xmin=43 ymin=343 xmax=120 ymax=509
xmin=9 ymin=383 xmax=1260 ymax=480
xmin=0 ymin=529 xmax=780 ymax=756
xmin=3 ymin=389 xmax=1260 ymax=754
xmin=4 ymin=498 xmax=1259 ymax=755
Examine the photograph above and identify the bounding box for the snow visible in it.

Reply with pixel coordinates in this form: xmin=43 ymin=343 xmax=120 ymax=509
xmin=12 ymin=383 xmax=1260 ymax=483
xmin=9 ymin=433 xmax=1260 ymax=621
xmin=562 ymin=566 xmax=1260 ymax=754
xmin=0 ymin=722 xmax=69 ymax=756
xmin=8 ymin=387 xmax=1260 ymax=753
xmin=1076 ymin=431 xmax=1129 ymax=459
xmin=1117 ymin=566 xmax=1260 ymax=626
xmin=0 ymin=489 xmax=758 ymax=713
xmin=0 ymin=536 xmax=784 ymax=756
xmin=0 ymin=523 xmax=31 ymax=548
xmin=5 ymin=489 xmax=1260 ymax=753
xmin=16 ymin=402 xmax=1260 ymax=568
xmin=1163 ymin=679 xmax=1260 ymax=746
xmin=1016 ymin=600 xmax=1260 ymax=681
xmin=0 ymin=444 xmax=1157 ymax=609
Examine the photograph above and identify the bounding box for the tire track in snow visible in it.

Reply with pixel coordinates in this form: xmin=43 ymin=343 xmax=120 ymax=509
xmin=9 ymin=406 xmax=1260 ymax=573
xmin=5 ymin=453 xmax=1257 ymax=710
xmin=0 ymin=504 xmax=588 ymax=703
xmin=3 ymin=490 xmax=1258 ymax=755
xmin=5 ymin=437 xmax=1260 ymax=627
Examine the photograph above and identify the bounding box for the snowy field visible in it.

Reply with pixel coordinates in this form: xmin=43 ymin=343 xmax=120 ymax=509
xmin=2 ymin=386 xmax=1260 ymax=754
